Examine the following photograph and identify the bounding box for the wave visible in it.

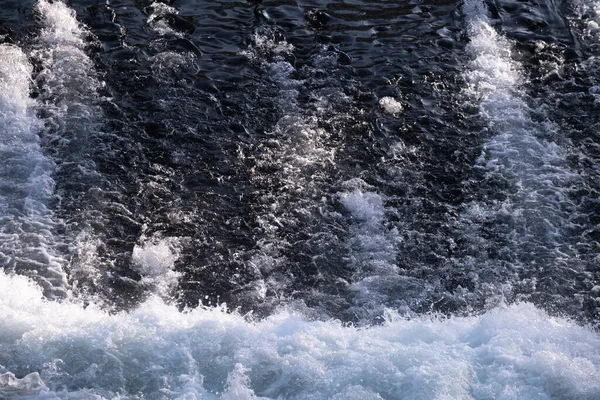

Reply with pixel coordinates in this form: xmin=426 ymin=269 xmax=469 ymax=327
xmin=0 ymin=271 xmax=598 ymax=399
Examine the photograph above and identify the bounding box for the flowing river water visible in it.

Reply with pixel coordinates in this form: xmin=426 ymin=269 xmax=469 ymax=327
xmin=0 ymin=0 xmax=599 ymax=398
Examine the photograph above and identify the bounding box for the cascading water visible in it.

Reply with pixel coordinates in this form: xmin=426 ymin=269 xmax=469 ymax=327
xmin=0 ymin=39 xmax=68 ymax=298
xmin=0 ymin=0 xmax=599 ymax=398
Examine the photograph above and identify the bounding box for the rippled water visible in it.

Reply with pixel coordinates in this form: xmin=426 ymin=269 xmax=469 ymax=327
xmin=0 ymin=0 xmax=599 ymax=398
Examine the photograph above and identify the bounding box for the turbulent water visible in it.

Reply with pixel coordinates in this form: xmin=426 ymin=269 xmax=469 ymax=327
xmin=0 ymin=0 xmax=599 ymax=398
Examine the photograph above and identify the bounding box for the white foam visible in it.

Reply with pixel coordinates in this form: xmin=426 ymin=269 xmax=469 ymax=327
xmin=576 ymin=0 xmax=600 ymax=36
xmin=0 ymin=271 xmax=599 ymax=399
xmin=35 ymin=0 xmax=86 ymax=46
xmin=338 ymin=181 xmax=412 ymax=315
xmin=239 ymin=32 xmax=295 ymax=64
xmin=0 ymin=43 xmax=66 ymax=295
xmin=461 ymin=0 xmax=580 ymax=263
xmin=0 ymin=372 xmax=50 ymax=399
xmin=34 ymin=0 xmax=102 ymax=118
xmin=463 ymin=0 xmax=524 ymax=124
xmin=132 ymin=237 xmax=181 ymax=298
xmin=33 ymin=0 xmax=103 ymax=155
xmin=0 ymin=46 xmax=34 ymax=116
xmin=147 ymin=2 xmax=183 ymax=37
xmin=378 ymin=96 xmax=403 ymax=116
xmin=339 ymin=189 xmax=386 ymax=225
xmin=33 ymin=0 xmax=109 ymax=290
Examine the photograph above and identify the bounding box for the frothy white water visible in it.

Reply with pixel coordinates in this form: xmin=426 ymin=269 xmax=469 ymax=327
xmin=34 ymin=0 xmax=103 ymax=112
xmin=0 ymin=271 xmax=599 ymax=399
xmin=147 ymin=1 xmax=198 ymax=86
xmin=33 ymin=0 xmax=108 ymax=289
xmin=573 ymin=0 xmax=600 ymax=36
xmin=0 ymin=44 xmax=67 ymax=297
xmin=132 ymin=237 xmax=181 ymax=298
xmin=462 ymin=1 xmax=581 ymax=266
xmin=337 ymin=179 xmax=427 ymax=317
xmin=239 ymin=32 xmax=295 ymax=65
xmin=147 ymin=2 xmax=183 ymax=37
xmin=463 ymin=0 xmax=524 ymax=125
xmin=33 ymin=0 xmax=103 ymax=176
xmin=241 ymin=35 xmax=341 ymax=302
xmin=378 ymin=96 xmax=403 ymax=116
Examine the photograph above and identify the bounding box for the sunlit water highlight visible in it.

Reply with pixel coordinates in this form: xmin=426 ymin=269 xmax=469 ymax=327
xmin=0 ymin=0 xmax=599 ymax=398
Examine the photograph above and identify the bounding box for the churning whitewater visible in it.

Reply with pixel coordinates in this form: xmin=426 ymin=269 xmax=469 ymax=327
xmin=0 ymin=0 xmax=599 ymax=398
xmin=1 ymin=270 xmax=600 ymax=399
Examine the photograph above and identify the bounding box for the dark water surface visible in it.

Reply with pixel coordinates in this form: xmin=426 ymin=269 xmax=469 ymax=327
xmin=1 ymin=0 xmax=599 ymax=321
xmin=1 ymin=0 xmax=600 ymax=398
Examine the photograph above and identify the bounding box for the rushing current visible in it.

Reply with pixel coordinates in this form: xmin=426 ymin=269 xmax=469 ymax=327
xmin=0 ymin=0 xmax=599 ymax=398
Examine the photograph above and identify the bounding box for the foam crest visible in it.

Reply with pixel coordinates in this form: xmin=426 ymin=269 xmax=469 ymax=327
xmin=340 ymin=188 xmax=385 ymax=225
xmin=338 ymin=184 xmax=391 ymax=266
xmin=0 ymin=46 xmax=33 ymax=115
xmin=0 ymin=271 xmax=599 ymax=399
xmin=239 ymin=32 xmax=295 ymax=64
xmin=575 ymin=0 xmax=600 ymax=36
xmin=0 ymin=372 xmax=49 ymax=399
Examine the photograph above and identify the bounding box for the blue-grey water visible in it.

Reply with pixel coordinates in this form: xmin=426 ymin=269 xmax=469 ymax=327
xmin=0 ymin=0 xmax=599 ymax=398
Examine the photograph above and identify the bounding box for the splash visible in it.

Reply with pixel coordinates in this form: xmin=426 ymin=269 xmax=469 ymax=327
xmin=132 ymin=237 xmax=181 ymax=298
xmin=0 ymin=271 xmax=599 ymax=399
